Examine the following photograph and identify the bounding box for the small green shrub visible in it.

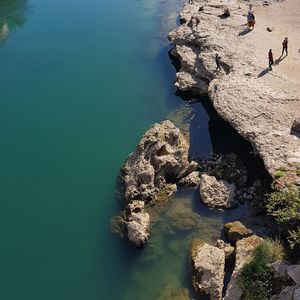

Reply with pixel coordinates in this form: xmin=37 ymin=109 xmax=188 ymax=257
xmin=274 ymin=170 xmax=285 ymax=179
xmin=266 ymin=186 xmax=300 ymax=224
xmin=288 ymin=227 xmax=300 ymax=249
xmin=238 ymin=240 xmax=284 ymax=300
xmin=296 ymin=169 xmax=300 ymax=176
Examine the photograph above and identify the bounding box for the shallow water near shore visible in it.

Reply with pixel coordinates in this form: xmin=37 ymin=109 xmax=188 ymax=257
xmin=0 ymin=0 xmax=267 ymax=299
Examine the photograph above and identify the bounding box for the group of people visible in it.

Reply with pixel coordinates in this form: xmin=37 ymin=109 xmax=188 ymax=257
xmin=214 ymin=4 xmax=289 ymax=72
xmin=268 ymin=37 xmax=288 ymax=69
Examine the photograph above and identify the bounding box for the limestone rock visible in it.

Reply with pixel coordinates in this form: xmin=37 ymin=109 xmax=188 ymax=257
xmin=224 ymin=221 xmax=253 ymax=244
xmin=224 ymin=235 xmax=263 ymax=300
xmin=216 ymin=239 xmax=235 ymax=259
xmin=122 ymin=120 xmax=197 ymax=202
xmin=178 ymin=171 xmax=201 ymax=187
xmin=199 ymin=174 xmax=237 ymax=209
xmin=126 ymin=201 xmax=150 ymax=248
xmin=168 ymin=0 xmax=300 ymax=182
xmin=191 ymin=239 xmax=225 ymax=300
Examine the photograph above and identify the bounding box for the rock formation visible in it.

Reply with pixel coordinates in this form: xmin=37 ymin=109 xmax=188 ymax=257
xmin=224 ymin=221 xmax=253 ymax=244
xmin=199 ymin=174 xmax=237 ymax=209
xmin=190 ymin=239 xmax=225 ymax=300
xmin=224 ymin=235 xmax=263 ymax=300
xmin=121 ymin=120 xmax=197 ymax=203
xmin=178 ymin=171 xmax=201 ymax=187
xmin=113 ymin=120 xmax=198 ymax=247
xmin=125 ymin=201 xmax=150 ymax=248
xmin=168 ymin=0 xmax=300 ymax=180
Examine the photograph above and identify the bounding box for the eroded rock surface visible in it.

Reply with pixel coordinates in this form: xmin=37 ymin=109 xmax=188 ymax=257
xmin=126 ymin=201 xmax=150 ymax=248
xmin=168 ymin=0 xmax=300 ymax=180
xmin=191 ymin=239 xmax=225 ymax=299
xmin=224 ymin=235 xmax=263 ymax=300
xmin=178 ymin=171 xmax=201 ymax=187
xmin=122 ymin=120 xmax=197 ymax=202
xmin=199 ymin=174 xmax=237 ymax=209
xmin=113 ymin=120 xmax=198 ymax=246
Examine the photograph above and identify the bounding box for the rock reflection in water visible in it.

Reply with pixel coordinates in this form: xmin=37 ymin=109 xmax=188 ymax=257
xmin=0 ymin=0 xmax=28 ymax=44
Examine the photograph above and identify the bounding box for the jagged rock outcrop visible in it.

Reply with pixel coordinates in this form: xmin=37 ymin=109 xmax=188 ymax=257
xmin=199 ymin=174 xmax=237 ymax=209
xmin=113 ymin=120 xmax=198 ymax=246
xmin=122 ymin=120 xmax=197 ymax=202
xmin=224 ymin=221 xmax=253 ymax=244
xmin=178 ymin=171 xmax=201 ymax=187
xmin=224 ymin=235 xmax=263 ymax=300
xmin=190 ymin=239 xmax=225 ymax=300
xmin=125 ymin=201 xmax=150 ymax=248
xmin=168 ymin=0 xmax=300 ymax=180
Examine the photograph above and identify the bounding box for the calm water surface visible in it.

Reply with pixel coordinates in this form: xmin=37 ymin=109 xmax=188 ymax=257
xmin=0 ymin=0 xmax=255 ymax=299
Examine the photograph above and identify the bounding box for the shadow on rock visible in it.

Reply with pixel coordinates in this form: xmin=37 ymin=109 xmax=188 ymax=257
xmin=257 ymin=67 xmax=271 ymax=78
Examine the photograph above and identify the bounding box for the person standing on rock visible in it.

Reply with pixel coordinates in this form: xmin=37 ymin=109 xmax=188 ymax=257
xmin=268 ymin=49 xmax=274 ymax=69
xmin=215 ymin=53 xmax=221 ymax=70
xmin=282 ymin=37 xmax=288 ymax=56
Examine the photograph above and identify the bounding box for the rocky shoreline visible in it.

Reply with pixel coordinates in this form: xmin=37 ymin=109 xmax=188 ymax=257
xmin=111 ymin=0 xmax=300 ymax=299
xmin=168 ymin=0 xmax=300 ymax=181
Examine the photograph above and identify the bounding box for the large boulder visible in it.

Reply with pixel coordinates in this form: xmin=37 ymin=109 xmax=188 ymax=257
xmin=224 ymin=221 xmax=253 ymax=244
xmin=191 ymin=239 xmax=225 ymax=300
xmin=122 ymin=120 xmax=197 ymax=203
xmin=126 ymin=201 xmax=150 ymax=248
xmin=199 ymin=174 xmax=237 ymax=209
xmin=224 ymin=235 xmax=263 ymax=300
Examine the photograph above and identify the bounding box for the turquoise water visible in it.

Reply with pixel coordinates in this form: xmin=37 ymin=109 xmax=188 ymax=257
xmin=0 ymin=1 xmax=269 ymax=299
xmin=0 ymin=0 xmax=214 ymax=299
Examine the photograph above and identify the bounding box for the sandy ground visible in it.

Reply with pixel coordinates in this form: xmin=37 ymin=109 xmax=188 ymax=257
xmin=250 ymin=0 xmax=300 ymax=97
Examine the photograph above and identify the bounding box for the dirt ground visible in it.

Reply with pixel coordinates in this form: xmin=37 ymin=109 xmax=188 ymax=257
xmin=251 ymin=0 xmax=300 ymax=97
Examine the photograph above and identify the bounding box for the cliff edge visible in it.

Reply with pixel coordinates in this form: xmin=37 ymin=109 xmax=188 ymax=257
xmin=168 ymin=0 xmax=300 ymax=179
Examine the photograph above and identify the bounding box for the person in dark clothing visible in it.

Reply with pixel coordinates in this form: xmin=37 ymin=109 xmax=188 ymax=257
xmin=282 ymin=37 xmax=288 ymax=56
xmin=215 ymin=53 xmax=221 ymax=70
xmin=268 ymin=49 xmax=274 ymax=69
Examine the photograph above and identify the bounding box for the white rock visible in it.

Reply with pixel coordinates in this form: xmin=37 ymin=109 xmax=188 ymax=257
xmin=199 ymin=174 xmax=237 ymax=208
xmin=191 ymin=239 xmax=225 ymax=300
xmin=126 ymin=201 xmax=150 ymax=248
xmin=122 ymin=120 xmax=197 ymax=202
xmin=168 ymin=0 xmax=300 ymax=180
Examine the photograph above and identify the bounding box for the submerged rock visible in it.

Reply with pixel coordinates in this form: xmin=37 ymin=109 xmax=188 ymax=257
xmin=157 ymin=281 xmax=190 ymax=300
xmin=191 ymin=239 xmax=225 ymax=300
xmin=121 ymin=120 xmax=197 ymax=203
xmin=126 ymin=201 xmax=150 ymax=248
xmin=224 ymin=235 xmax=263 ymax=300
xmin=199 ymin=174 xmax=237 ymax=209
xmin=224 ymin=221 xmax=253 ymax=244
